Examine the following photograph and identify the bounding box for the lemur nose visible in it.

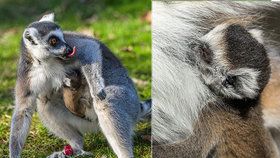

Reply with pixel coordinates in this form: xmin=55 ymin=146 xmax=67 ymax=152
xmin=66 ymin=46 xmax=73 ymax=53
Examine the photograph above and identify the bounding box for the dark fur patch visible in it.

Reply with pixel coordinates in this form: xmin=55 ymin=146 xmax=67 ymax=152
xmin=224 ymin=97 xmax=259 ymax=117
xmin=198 ymin=42 xmax=213 ymax=64
xmin=225 ymin=24 xmax=270 ymax=91
xmin=206 ymin=146 xmax=217 ymax=158
xmin=28 ymin=22 xmax=60 ymax=36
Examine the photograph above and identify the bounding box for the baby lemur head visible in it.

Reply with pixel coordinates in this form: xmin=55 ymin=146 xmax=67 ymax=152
xmin=191 ymin=23 xmax=270 ymax=100
xmin=22 ymin=13 xmax=76 ymax=61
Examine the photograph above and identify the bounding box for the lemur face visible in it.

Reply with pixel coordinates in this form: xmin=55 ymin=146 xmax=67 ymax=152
xmin=191 ymin=24 xmax=270 ymax=100
xmin=22 ymin=13 xmax=75 ymax=61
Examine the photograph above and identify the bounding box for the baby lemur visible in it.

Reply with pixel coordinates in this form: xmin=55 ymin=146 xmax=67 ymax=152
xmin=9 ymin=13 xmax=151 ymax=158
xmin=153 ymin=1 xmax=280 ymax=158
xmin=63 ymin=69 xmax=91 ymax=118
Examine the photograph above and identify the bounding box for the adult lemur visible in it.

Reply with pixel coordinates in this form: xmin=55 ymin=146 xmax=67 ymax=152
xmin=9 ymin=13 xmax=151 ymax=158
xmin=152 ymin=1 xmax=280 ymax=158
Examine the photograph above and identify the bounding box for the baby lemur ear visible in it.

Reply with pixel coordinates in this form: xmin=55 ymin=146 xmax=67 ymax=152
xmin=23 ymin=28 xmax=38 ymax=45
xmin=39 ymin=13 xmax=55 ymax=22
xmin=226 ymin=68 xmax=260 ymax=99
xmin=248 ymin=29 xmax=264 ymax=45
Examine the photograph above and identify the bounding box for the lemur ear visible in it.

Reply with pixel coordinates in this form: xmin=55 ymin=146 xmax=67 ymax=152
xmin=23 ymin=28 xmax=38 ymax=45
xmin=228 ymin=68 xmax=260 ymax=99
xmin=39 ymin=13 xmax=55 ymax=22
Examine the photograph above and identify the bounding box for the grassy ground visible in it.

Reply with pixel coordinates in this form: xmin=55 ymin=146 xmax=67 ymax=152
xmin=0 ymin=0 xmax=151 ymax=157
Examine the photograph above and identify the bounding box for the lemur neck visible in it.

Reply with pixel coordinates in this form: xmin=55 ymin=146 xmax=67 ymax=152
xmin=29 ymin=58 xmax=66 ymax=95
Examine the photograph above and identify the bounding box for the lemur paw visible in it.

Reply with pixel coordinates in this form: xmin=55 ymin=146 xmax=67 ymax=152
xmin=47 ymin=151 xmax=66 ymax=158
xmin=76 ymin=150 xmax=93 ymax=157
xmin=63 ymin=78 xmax=71 ymax=87
xmin=47 ymin=150 xmax=92 ymax=158
xmin=97 ymin=89 xmax=106 ymax=100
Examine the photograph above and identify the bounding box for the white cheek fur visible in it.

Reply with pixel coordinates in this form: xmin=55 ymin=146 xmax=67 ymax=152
xmin=29 ymin=59 xmax=65 ymax=95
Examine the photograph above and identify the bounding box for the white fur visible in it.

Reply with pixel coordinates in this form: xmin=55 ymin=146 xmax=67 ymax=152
xmin=36 ymin=92 xmax=99 ymax=140
xmin=29 ymin=59 xmax=65 ymax=95
xmin=201 ymin=23 xmax=230 ymax=66
xmin=153 ymin=49 xmax=212 ymax=143
xmin=228 ymin=68 xmax=260 ymax=99
xmin=249 ymin=29 xmax=264 ymax=44
xmin=28 ymin=43 xmax=54 ymax=62
xmin=23 ymin=28 xmax=39 ymax=46
xmin=152 ymin=1 xmax=212 ymax=143
xmin=39 ymin=13 xmax=55 ymax=22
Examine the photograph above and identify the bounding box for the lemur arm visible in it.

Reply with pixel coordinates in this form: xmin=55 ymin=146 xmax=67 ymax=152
xmin=77 ymin=41 xmax=106 ymax=101
xmin=81 ymin=63 xmax=106 ymax=100
xmin=9 ymin=81 xmax=37 ymax=158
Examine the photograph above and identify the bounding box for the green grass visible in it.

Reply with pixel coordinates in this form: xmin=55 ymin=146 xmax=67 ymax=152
xmin=0 ymin=0 xmax=151 ymax=157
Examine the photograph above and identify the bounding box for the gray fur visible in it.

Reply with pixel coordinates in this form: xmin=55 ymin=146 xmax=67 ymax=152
xmin=9 ymin=14 xmax=150 ymax=158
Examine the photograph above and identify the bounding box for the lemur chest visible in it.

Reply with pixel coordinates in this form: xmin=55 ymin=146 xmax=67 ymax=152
xmin=29 ymin=61 xmax=66 ymax=95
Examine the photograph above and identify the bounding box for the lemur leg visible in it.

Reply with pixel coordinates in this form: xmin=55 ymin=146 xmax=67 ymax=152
xmin=9 ymin=91 xmax=36 ymax=158
xmin=94 ymin=100 xmax=134 ymax=158
xmin=36 ymin=98 xmax=95 ymax=157
xmin=82 ymin=65 xmax=134 ymax=158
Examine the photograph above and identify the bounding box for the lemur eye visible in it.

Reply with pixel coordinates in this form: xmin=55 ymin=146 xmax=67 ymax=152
xmin=223 ymin=75 xmax=236 ymax=87
xmin=48 ymin=36 xmax=58 ymax=46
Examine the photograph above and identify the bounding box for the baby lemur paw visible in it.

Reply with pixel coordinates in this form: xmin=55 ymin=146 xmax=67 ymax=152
xmin=63 ymin=78 xmax=71 ymax=87
xmin=97 ymin=89 xmax=106 ymax=100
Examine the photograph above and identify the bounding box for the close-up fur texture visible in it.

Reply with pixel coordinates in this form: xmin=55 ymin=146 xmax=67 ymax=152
xmin=152 ymin=1 xmax=280 ymax=158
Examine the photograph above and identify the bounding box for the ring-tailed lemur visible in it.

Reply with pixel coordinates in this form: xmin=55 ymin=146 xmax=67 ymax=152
xmin=152 ymin=1 xmax=280 ymax=158
xmin=9 ymin=13 xmax=151 ymax=158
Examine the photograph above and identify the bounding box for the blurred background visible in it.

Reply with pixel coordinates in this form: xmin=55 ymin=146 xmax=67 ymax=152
xmin=0 ymin=0 xmax=151 ymax=157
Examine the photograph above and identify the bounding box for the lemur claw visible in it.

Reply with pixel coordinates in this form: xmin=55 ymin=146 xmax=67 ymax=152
xmin=97 ymin=89 xmax=106 ymax=100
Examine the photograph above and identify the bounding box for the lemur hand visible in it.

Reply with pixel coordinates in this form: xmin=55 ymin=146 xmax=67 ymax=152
xmin=97 ymin=89 xmax=106 ymax=100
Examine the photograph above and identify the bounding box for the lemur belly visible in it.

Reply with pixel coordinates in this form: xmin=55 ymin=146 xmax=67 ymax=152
xmin=36 ymin=91 xmax=99 ymax=134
